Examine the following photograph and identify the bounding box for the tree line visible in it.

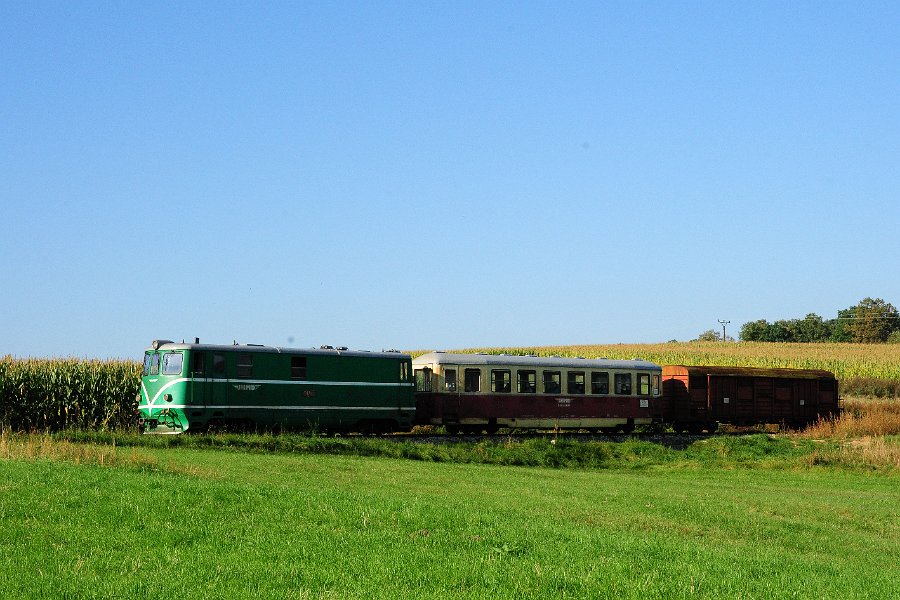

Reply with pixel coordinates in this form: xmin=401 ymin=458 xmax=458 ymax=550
xmin=738 ymin=297 xmax=900 ymax=343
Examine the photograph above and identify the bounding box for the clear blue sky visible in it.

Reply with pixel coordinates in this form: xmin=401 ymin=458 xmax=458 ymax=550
xmin=2 ymin=1 xmax=898 ymax=359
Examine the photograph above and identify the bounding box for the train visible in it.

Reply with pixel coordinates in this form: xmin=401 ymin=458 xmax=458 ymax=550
xmin=137 ymin=339 xmax=840 ymax=434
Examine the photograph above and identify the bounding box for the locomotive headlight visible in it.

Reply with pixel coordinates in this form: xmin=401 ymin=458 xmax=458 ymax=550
xmin=164 ymin=394 xmax=173 ymax=402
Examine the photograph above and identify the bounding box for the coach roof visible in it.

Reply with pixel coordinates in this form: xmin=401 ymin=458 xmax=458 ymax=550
xmin=413 ymin=352 xmax=661 ymax=371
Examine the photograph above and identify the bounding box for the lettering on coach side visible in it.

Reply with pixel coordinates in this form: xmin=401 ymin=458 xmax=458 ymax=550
xmin=233 ymin=384 xmax=261 ymax=391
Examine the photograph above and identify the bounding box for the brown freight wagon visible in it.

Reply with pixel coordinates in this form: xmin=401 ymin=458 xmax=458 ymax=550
xmin=662 ymin=365 xmax=839 ymax=432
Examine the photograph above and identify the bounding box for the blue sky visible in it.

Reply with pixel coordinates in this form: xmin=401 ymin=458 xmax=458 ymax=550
xmin=2 ymin=1 xmax=898 ymax=359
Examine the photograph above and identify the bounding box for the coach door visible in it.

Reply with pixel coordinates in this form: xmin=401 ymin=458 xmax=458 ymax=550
xmin=710 ymin=376 xmax=737 ymax=421
xmin=441 ymin=366 xmax=463 ymax=425
xmin=793 ymin=379 xmax=817 ymax=421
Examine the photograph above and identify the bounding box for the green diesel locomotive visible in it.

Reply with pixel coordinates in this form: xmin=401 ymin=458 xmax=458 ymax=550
xmin=137 ymin=340 xmax=415 ymax=433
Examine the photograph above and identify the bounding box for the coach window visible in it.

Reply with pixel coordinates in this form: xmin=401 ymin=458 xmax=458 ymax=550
xmin=191 ymin=352 xmax=206 ymax=377
xmin=237 ymin=353 xmax=253 ymax=378
xmin=464 ymin=369 xmax=481 ymax=393
xmin=567 ymin=371 xmax=585 ymax=394
xmin=543 ymin=371 xmax=561 ymax=394
xmin=444 ymin=369 xmax=457 ymax=391
xmin=518 ymin=370 xmax=536 ymax=393
xmin=591 ymin=372 xmax=609 ymax=394
xmin=213 ymin=353 xmax=226 ymax=375
xmin=149 ymin=353 xmax=160 ymax=376
xmin=652 ymin=375 xmax=660 ymax=395
xmin=291 ymin=356 xmax=307 ymax=380
xmin=162 ymin=352 xmax=183 ymax=376
xmin=615 ymin=373 xmax=632 ymax=395
xmin=638 ymin=373 xmax=651 ymax=395
xmin=491 ymin=370 xmax=511 ymax=393
xmin=415 ymin=368 xmax=432 ymax=392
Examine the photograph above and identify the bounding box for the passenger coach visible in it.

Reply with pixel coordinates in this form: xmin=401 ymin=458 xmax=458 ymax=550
xmin=413 ymin=352 xmax=663 ymax=433
xmin=138 ymin=340 xmax=415 ymax=433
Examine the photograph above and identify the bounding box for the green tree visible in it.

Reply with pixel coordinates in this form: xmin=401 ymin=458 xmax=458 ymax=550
xmin=827 ymin=308 xmax=854 ymax=342
xmin=695 ymin=329 xmax=721 ymax=342
xmin=847 ymin=297 xmax=900 ymax=343
xmin=770 ymin=320 xmax=795 ymax=342
xmin=794 ymin=313 xmax=830 ymax=342
xmin=740 ymin=320 xmax=773 ymax=341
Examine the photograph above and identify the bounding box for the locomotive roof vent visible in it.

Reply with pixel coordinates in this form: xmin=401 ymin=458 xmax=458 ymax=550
xmin=337 ymin=346 xmax=348 ymax=351
xmin=151 ymin=339 xmax=174 ymax=350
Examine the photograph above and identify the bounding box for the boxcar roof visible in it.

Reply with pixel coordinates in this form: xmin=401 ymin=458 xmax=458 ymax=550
xmin=664 ymin=365 xmax=836 ymax=379
xmin=146 ymin=341 xmax=410 ymax=360
xmin=413 ymin=352 xmax=661 ymax=371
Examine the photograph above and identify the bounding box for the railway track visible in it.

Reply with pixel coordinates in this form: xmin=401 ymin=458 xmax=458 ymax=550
xmin=356 ymin=429 xmax=772 ymax=450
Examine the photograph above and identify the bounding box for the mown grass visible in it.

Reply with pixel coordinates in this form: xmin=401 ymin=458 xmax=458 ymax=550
xmin=1 ymin=440 xmax=897 ymax=599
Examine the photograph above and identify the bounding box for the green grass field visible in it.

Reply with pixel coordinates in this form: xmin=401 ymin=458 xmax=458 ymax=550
xmin=2 ymin=434 xmax=898 ymax=599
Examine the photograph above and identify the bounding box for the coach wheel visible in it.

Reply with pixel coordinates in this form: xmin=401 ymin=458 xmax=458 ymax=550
xmin=706 ymin=421 xmax=719 ymax=433
xmin=672 ymin=422 xmax=686 ymax=434
xmin=687 ymin=422 xmax=704 ymax=434
xmin=618 ymin=423 xmax=635 ymax=434
xmin=484 ymin=425 xmax=499 ymax=435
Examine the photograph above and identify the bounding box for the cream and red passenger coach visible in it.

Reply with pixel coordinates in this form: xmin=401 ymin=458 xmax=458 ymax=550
xmin=413 ymin=352 xmax=663 ymax=433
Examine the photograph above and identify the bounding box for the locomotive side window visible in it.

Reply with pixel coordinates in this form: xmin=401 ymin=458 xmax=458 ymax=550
xmin=567 ymin=371 xmax=585 ymax=394
xmin=591 ymin=372 xmax=609 ymax=394
xmin=517 ymin=370 xmax=536 ymax=393
xmin=638 ymin=373 xmax=651 ymax=395
xmin=213 ymin=353 xmax=226 ymax=375
xmin=237 ymin=353 xmax=253 ymax=378
xmin=615 ymin=373 xmax=632 ymax=395
xmin=191 ymin=352 xmax=206 ymax=376
xmin=543 ymin=371 xmax=561 ymax=394
xmin=291 ymin=356 xmax=307 ymax=380
xmin=400 ymin=361 xmax=410 ymax=382
xmin=464 ymin=369 xmax=481 ymax=392
xmin=491 ymin=370 xmax=511 ymax=393
xmin=162 ymin=352 xmax=183 ymax=375
xmin=143 ymin=353 xmax=153 ymax=376
xmin=444 ymin=369 xmax=457 ymax=391
xmin=150 ymin=353 xmax=160 ymax=375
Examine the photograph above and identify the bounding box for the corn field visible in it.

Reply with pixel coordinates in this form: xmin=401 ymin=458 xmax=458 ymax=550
xmin=0 ymin=356 xmax=140 ymax=431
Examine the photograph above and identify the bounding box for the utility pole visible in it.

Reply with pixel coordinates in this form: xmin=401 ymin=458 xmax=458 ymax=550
xmin=718 ymin=319 xmax=730 ymax=342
